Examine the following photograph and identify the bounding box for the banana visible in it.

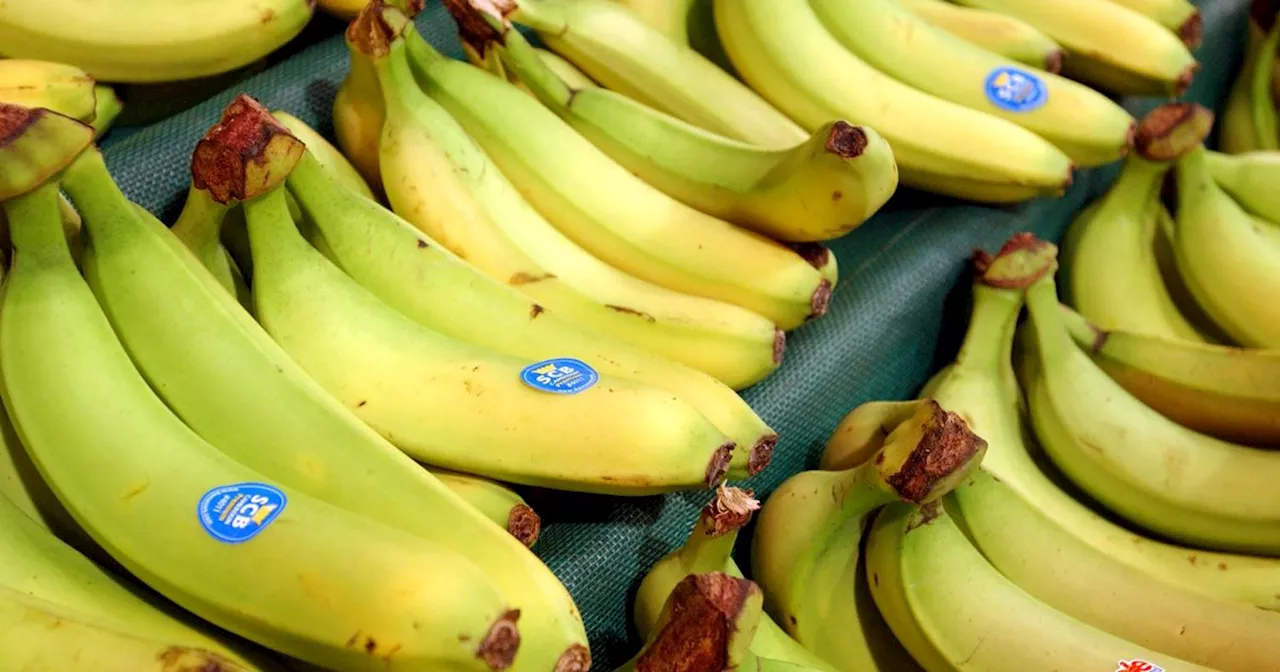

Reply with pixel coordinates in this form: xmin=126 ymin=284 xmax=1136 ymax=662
xmin=752 ymin=400 xmax=985 ymax=671
xmin=426 ymin=470 xmax=540 ymax=548
xmin=288 ymin=152 xmax=776 ymax=475
xmin=1106 ymin=0 xmax=1202 ymax=47
xmin=812 ymin=0 xmax=1134 ymax=168
xmin=897 ymin=0 xmax=1065 ymax=71
xmin=611 ymin=0 xmax=693 ymax=43
xmin=1023 ymin=263 xmax=1280 ymax=556
xmin=631 ymin=486 xmax=838 ymax=671
xmin=333 ymin=27 xmax=387 ymax=198
xmin=1252 ymin=11 xmax=1280 ymax=152
xmin=1059 ymin=105 xmax=1210 ymax=342
xmin=1205 ymin=149 xmax=1280 ymax=222
xmin=0 ymin=0 xmax=314 ymax=83
xmin=488 ymin=23 xmax=898 ymax=243
xmin=865 ymin=500 xmax=1213 ymax=672
xmin=91 ymin=84 xmax=123 ymax=138
xmin=713 ymin=0 xmax=1074 ymax=203
xmin=415 ymin=8 xmax=835 ymax=331
xmin=618 ymin=572 xmax=762 ymax=672
xmin=171 ymin=186 xmax=253 ymax=308
xmin=0 ymin=103 xmax=94 ymax=201
xmin=367 ymin=14 xmax=786 ymax=392
xmin=273 ymin=111 xmax=377 ymax=202
xmin=0 ymin=59 xmax=96 ymax=123
xmin=62 ymin=101 xmax=592 ymax=670
xmin=1221 ymin=22 xmax=1266 ymax=155
xmin=953 ymin=0 xmax=1199 ymax=96
xmin=1062 ymin=307 xmax=1280 ymax=448
xmin=1173 ymin=143 xmax=1280 ymax=347
xmin=825 ymin=235 xmax=1280 ymax=611
xmin=318 ymin=0 xmax=374 ymax=21
xmin=501 ymin=0 xmax=804 ymax=148
xmin=1 ymin=178 xmax=524 ymax=671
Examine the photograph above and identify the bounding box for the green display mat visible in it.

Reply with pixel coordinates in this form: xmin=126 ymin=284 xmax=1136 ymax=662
xmin=95 ymin=1 xmax=1251 ymax=667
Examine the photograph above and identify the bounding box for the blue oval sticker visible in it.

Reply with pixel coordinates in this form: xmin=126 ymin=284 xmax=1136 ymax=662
xmin=984 ymin=67 xmax=1048 ymax=113
xmin=521 ymin=358 xmax=599 ymax=395
xmin=197 ymin=482 xmax=287 ymax=544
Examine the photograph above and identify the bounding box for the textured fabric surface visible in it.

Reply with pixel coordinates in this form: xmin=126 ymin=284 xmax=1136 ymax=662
xmin=96 ymin=1 xmax=1250 ymax=667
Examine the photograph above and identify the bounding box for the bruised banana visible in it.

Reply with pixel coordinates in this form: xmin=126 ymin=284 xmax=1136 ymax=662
xmin=713 ymin=0 xmax=1073 ymax=203
xmin=484 ymin=20 xmax=897 ymax=243
xmin=364 ymin=13 xmax=785 ymax=391
xmin=287 ymin=152 xmax=776 ymax=476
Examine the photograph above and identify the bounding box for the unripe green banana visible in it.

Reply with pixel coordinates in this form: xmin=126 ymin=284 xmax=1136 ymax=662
xmin=170 ymin=184 xmax=253 ymax=309
xmin=2 ymin=178 xmax=522 ymax=671
xmin=896 ymin=0 xmax=1065 ymax=70
xmin=487 ymin=22 xmax=898 ymax=243
xmin=1205 ymin=149 xmax=1280 ymax=223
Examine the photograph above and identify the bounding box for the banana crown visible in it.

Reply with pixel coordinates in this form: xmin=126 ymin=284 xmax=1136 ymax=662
xmin=347 ymin=0 xmax=414 ymax=58
xmin=190 ymin=95 xmax=305 ymax=204
xmin=973 ymin=232 xmax=1059 ymax=291
xmin=0 ymin=104 xmax=94 ymax=201
xmin=627 ymin=572 xmax=764 ymax=672
xmin=1134 ymin=102 xmax=1215 ymax=162
xmin=874 ymin=400 xmax=987 ymax=504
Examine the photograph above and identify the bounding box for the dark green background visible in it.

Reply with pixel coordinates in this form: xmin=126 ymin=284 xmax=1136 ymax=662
xmin=94 ymin=1 xmax=1251 ymax=667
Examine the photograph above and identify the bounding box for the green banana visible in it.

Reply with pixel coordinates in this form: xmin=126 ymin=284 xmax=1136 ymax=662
xmin=812 ymin=0 xmax=1135 ymax=167
xmin=1173 ymin=143 xmax=1280 ymax=347
xmin=1204 ymin=149 xmax=1280 ymax=223
xmin=0 ymin=103 xmax=94 ymax=201
xmin=751 ymin=399 xmax=985 ymax=671
xmin=1023 ymin=265 xmax=1280 ymax=556
xmin=1 ymin=178 xmax=521 ymax=671
xmin=825 ymin=235 xmax=1280 ymax=611
xmin=897 ymin=0 xmax=1065 ymax=70
xmin=61 ymin=100 xmax=591 ymax=670
xmin=170 ymin=184 xmax=253 ymax=308
xmin=712 ymin=0 xmax=1074 ymax=203
xmin=485 ymin=21 xmax=898 ymax=243
xmin=631 ymin=486 xmax=838 ymax=671
xmin=501 ymin=0 xmax=805 ymax=148
xmin=414 ymin=7 xmax=837 ymax=330
xmin=1220 ymin=22 xmax=1266 ymax=155
xmin=865 ymin=500 xmax=1213 ymax=672
xmin=368 ymin=11 xmax=786 ymax=392
xmin=617 ymin=572 xmax=763 ymax=672
xmin=272 ymin=110 xmax=377 ymax=202
xmin=287 ymin=152 xmax=776 ymax=476
xmin=1251 ymin=11 xmax=1280 ymax=152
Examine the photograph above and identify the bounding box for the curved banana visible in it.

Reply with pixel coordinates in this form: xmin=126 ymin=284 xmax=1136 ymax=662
xmin=272 ymin=111 xmax=377 ymax=202
xmin=752 ymin=400 xmax=984 ymax=671
xmin=713 ymin=0 xmax=1074 ymax=203
xmin=824 ymin=235 xmax=1280 ymax=611
xmin=953 ymin=0 xmax=1199 ymax=96
xmin=1107 ymin=0 xmax=1202 ymax=47
xmin=812 ymin=0 xmax=1134 ymax=167
xmin=630 ymin=486 xmax=838 ymax=671
xmin=1062 ymin=305 xmax=1280 ymax=452
xmin=1252 ymin=13 xmax=1280 ymax=152
xmin=488 ymin=24 xmax=897 ymax=243
xmin=426 ymin=470 xmax=540 ymax=547
xmin=0 ymin=59 xmax=96 ymax=123
xmin=332 ymin=31 xmax=386 ymax=197
xmin=413 ymin=10 xmax=835 ymax=330
xmin=288 ymin=153 xmax=776 ymax=475
xmin=1173 ymin=144 xmax=1280 ymax=347
xmin=897 ymin=0 xmax=1065 ymax=71
xmin=368 ymin=17 xmax=786 ymax=392
xmin=0 ymin=103 xmax=94 ymax=201
xmin=865 ymin=500 xmax=1213 ymax=672
xmin=1205 ymin=149 xmax=1280 ymax=223
xmin=1221 ymin=23 xmax=1266 ymax=155
xmin=1023 ymin=267 xmax=1280 ymax=556
xmin=1 ymin=179 xmax=522 ymax=671
xmin=0 ymin=0 xmax=314 ymax=83
xmin=501 ymin=0 xmax=804 ymax=148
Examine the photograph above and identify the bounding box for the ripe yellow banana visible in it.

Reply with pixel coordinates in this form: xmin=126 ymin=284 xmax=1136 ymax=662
xmin=865 ymin=500 xmax=1213 ymax=672
xmin=826 ymin=235 xmax=1280 ymax=610
xmin=417 ymin=8 xmax=836 ymax=330
xmin=1106 ymin=0 xmax=1202 ymax=47
xmin=1173 ymin=144 xmax=1280 ymax=347
xmin=1023 ymin=266 xmax=1280 ymax=556
xmin=333 ymin=33 xmax=387 ymax=197
xmin=0 ymin=103 xmax=94 ymax=201
xmin=427 ymin=470 xmax=540 ymax=547
xmin=0 ymin=0 xmax=315 ymax=83
xmin=2 ymin=178 xmax=522 ymax=671
xmin=752 ymin=400 xmax=985 ymax=671
xmin=1205 ymin=148 xmax=1280 ymax=223
xmin=288 ymin=152 xmax=777 ymax=476
xmin=897 ymin=0 xmax=1065 ymax=71
xmin=368 ymin=14 xmax=786 ymax=391
xmin=488 ymin=23 xmax=898 ymax=243
xmin=812 ymin=0 xmax=1135 ymax=168
xmin=505 ymin=0 xmax=804 ymax=148
xmin=0 ymin=59 xmax=96 ymax=123
xmin=953 ymin=0 xmax=1199 ymax=96
xmin=713 ymin=0 xmax=1074 ymax=203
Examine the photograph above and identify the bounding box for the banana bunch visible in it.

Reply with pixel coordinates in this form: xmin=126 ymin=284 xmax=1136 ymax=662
xmin=0 ymin=0 xmax=315 ymax=83
xmin=1221 ymin=1 xmax=1280 ymax=153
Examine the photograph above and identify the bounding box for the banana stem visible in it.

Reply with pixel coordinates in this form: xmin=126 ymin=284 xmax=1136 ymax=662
xmin=1107 ymin=154 xmax=1169 ymax=205
xmin=170 ymin=185 xmax=230 ymax=267
xmin=1024 ymin=276 xmax=1076 ymax=366
xmin=678 ymin=486 xmax=758 ymax=573
xmin=1 ymin=182 xmax=69 ymax=265
xmin=953 ymin=285 xmax=1023 ymax=372
xmin=243 ymin=187 xmax=305 ymax=269
xmin=496 ymin=27 xmax=576 ymax=107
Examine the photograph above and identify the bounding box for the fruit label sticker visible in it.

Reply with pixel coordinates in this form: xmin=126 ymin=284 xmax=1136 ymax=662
xmin=1115 ymin=660 xmax=1165 ymax=672
xmin=521 ymin=358 xmax=599 ymax=395
xmin=197 ymin=482 xmax=287 ymax=544
xmin=984 ymin=67 xmax=1047 ymax=112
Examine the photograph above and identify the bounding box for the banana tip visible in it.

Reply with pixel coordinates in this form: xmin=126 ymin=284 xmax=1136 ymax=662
xmin=1179 ymin=12 xmax=1203 ymax=48
xmin=1044 ymin=50 xmax=1065 ymax=75
xmin=506 ymin=504 xmax=541 ymax=547
xmin=553 ymin=644 xmax=591 ymax=672
xmin=748 ymin=436 xmax=777 ymax=476
xmin=825 ymin=122 xmax=868 ymax=158
xmin=705 ymin=443 xmax=734 ymax=488
xmin=477 ymin=609 xmax=521 ymax=670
